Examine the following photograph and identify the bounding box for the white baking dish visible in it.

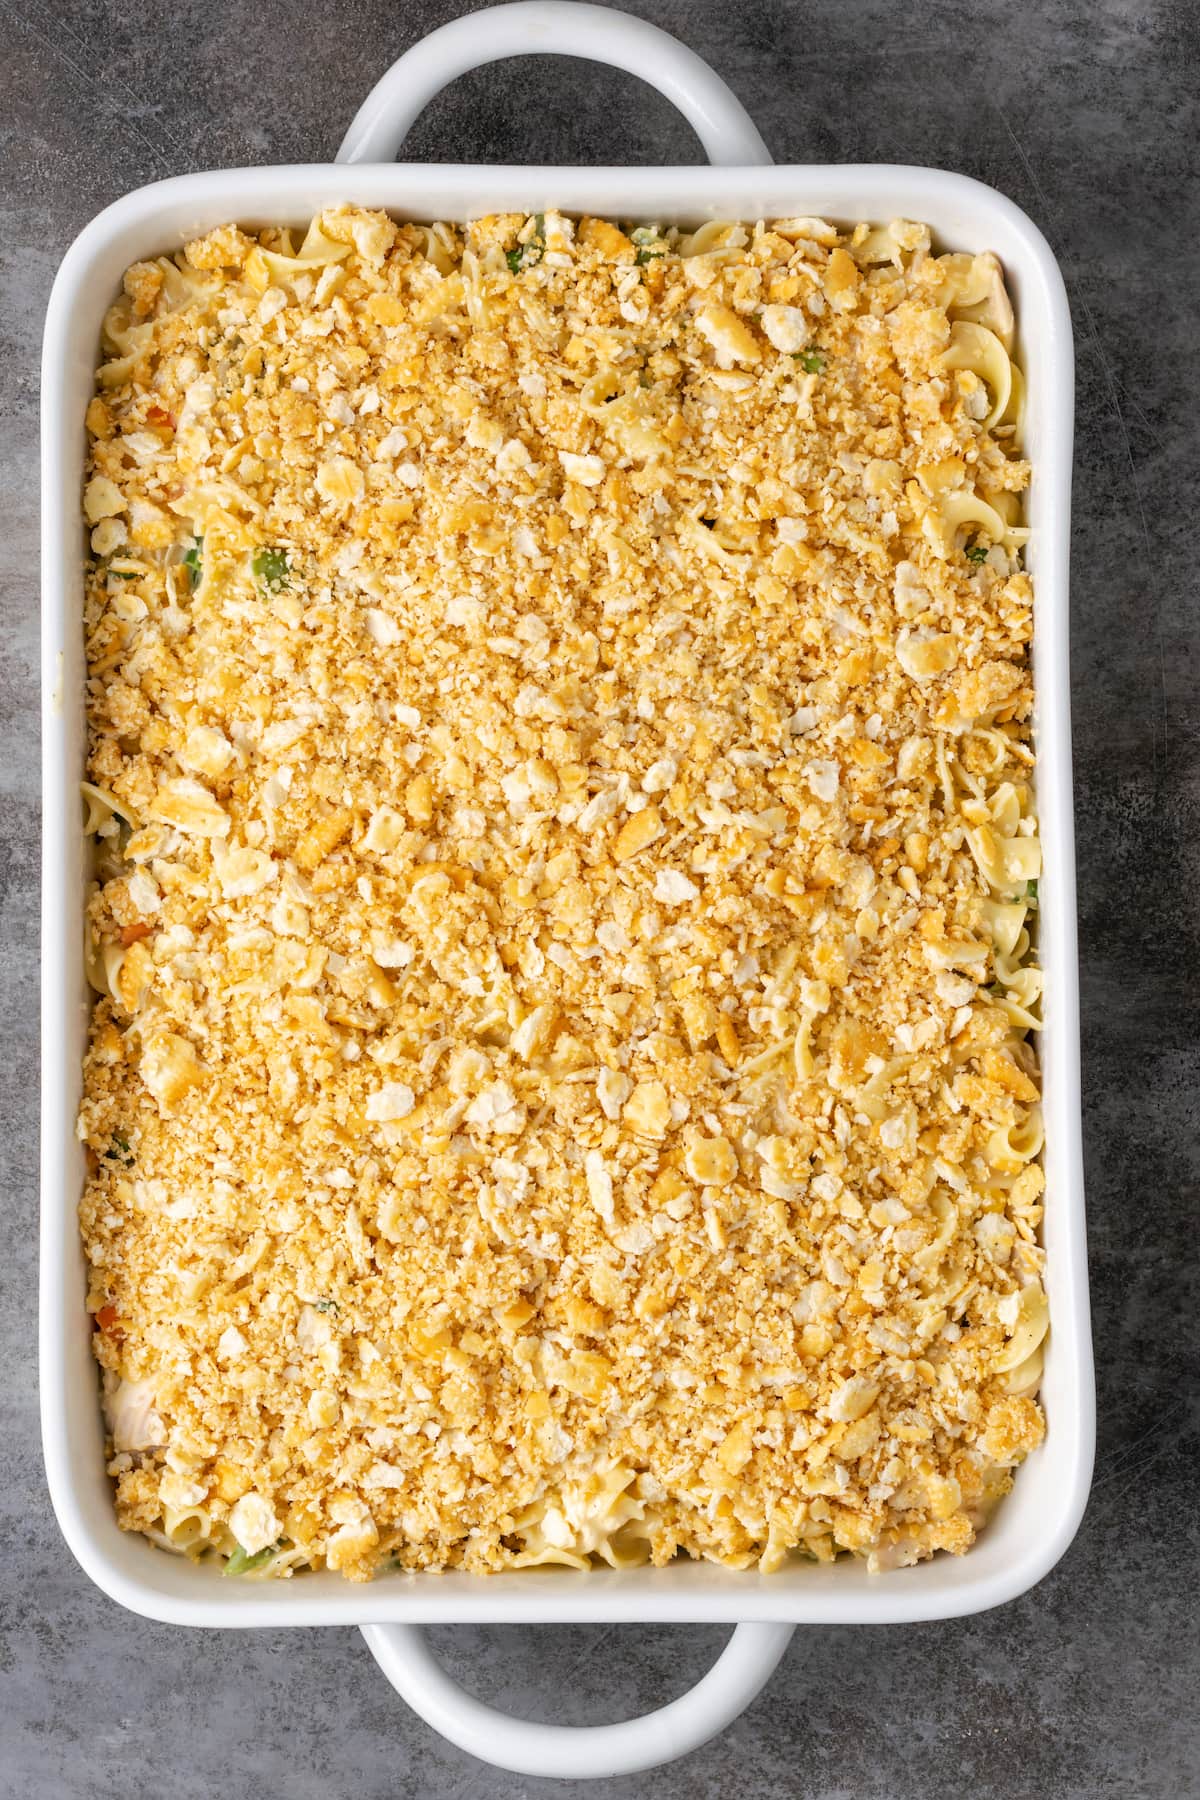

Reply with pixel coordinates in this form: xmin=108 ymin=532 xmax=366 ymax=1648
xmin=40 ymin=2 xmax=1095 ymax=1778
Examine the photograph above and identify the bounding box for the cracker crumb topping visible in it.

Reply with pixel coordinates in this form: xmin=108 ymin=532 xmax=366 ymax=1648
xmin=80 ymin=208 xmax=1045 ymax=1581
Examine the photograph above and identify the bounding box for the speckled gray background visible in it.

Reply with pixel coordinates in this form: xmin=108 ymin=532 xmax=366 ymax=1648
xmin=4 ymin=1 xmax=1198 ymax=1795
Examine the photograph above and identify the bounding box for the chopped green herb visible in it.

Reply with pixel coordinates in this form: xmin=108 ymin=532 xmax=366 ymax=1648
xmin=965 ymin=541 xmax=990 ymax=565
xmin=107 ymin=567 xmax=140 ymax=581
xmin=252 ymin=546 xmax=290 ymax=591
xmin=792 ymin=349 xmax=826 ymax=374
xmin=1025 ymin=879 xmax=1039 ymax=901
xmin=224 ymin=1541 xmax=281 ymax=1577
xmin=635 ymin=247 xmax=664 ymax=266
xmin=314 ymin=1297 xmax=339 ymax=1315
xmin=103 ymin=1131 xmax=135 ymax=1168
xmin=506 ymin=213 xmax=547 ymax=274
xmin=182 ymin=537 xmax=203 ymax=591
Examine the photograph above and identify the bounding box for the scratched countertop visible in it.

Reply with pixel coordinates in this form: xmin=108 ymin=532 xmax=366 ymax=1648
xmin=3 ymin=2 xmax=1197 ymax=1796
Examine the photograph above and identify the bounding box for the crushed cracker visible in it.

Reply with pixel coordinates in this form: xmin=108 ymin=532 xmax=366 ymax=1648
xmin=79 ymin=207 xmax=1046 ymax=1582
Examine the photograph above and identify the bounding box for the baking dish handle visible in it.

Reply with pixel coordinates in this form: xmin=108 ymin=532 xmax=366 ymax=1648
xmin=361 ymin=1619 xmax=793 ymax=1778
xmin=336 ymin=0 xmax=772 ymax=167
xmin=345 ymin=0 xmax=776 ymax=1778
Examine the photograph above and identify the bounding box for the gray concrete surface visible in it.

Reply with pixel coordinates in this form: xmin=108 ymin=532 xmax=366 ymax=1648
xmin=3 ymin=0 xmax=1197 ymax=1795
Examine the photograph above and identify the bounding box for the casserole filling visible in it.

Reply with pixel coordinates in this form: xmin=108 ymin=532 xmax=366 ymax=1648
xmin=78 ymin=206 xmax=1046 ymax=1580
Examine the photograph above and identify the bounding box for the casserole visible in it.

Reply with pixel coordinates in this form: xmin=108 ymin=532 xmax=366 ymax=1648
xmin=41 ymin=1 xmax=1094 ymax=1778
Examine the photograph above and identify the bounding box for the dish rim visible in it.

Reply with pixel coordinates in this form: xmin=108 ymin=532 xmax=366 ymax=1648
xmin=41 ymin=157 xmax=1094 ymax=1629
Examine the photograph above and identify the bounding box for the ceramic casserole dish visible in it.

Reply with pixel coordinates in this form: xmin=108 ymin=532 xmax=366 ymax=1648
xmin=41 ymin=2 xmax=1095 ymax=1779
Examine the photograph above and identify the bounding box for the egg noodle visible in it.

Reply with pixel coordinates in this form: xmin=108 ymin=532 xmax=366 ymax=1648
xmin=79 ymin=207 xmax=1047 ymax=1580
